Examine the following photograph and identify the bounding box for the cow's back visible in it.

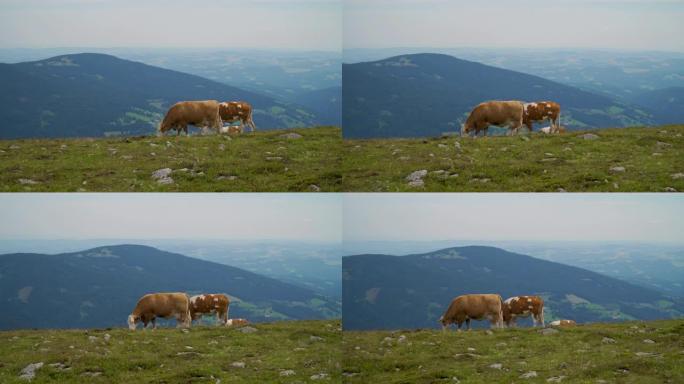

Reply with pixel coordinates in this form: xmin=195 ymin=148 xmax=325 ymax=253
xmin=135 ymin=292 xmax=189 ymax=317
xmin=445 ymin=293 xmax=502 ymax=320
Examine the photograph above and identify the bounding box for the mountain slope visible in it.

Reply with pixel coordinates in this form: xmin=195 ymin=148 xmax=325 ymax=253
xmin=0 ymin=53 xmax=321 ymax=139
xmin=0 ymin=245 xmax=340 ymax=330
xmin=343 ymin=53 xmax=656 ymax=138
xmin=342 ymin=246 xmax=683 ymax=330
xmin=297 ymin=86 xmax=342 ymax=126
xmin=631 ymin=86 xmax=684 ymax=125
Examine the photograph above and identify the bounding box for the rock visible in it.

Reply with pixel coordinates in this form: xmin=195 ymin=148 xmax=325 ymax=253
xmin=266 ymin=156 xmax=283 ymax=161
xmin=521 ymin=136 xmax=530 ymax=141
xmin=652 ymin=152 xmax=662 ymax=156
xmin=181 ymin=329 xmax=189 ymax=334
xmin=231 ymin=362 xmax=245 ymax=368
xmin=19 ymin=362 xmax=43 ymax=381
xmin=520 ymin=371 xmax=538 ymax=379
xmin=280 ymin=132 xmax=303 ymax=139
xmin=449 ymin=173 xmax=459 ymax=178
xmin=398 ymin=156 xmax=410 ymax=161
xmin=48 ymin=362 xmax=70 ymax=371
xmin=613 ymin=182 xmax=619 ymax=189
xmin=643 ymin=339 xmax=655 ymax=344
xmin=310 ymin=335 xmax=324 ymax=342
xmin=280 ymin=370 xmax=296 ymax=376
xmin=438 ymin=143 xmax=448 ymax=149
xmin=157 ymin=176 xmax=174 ymax=185
xmin=104 ymin=334 xmax=111 ymax=342
xmin=216 ymin=175 xmax=238 ymax=181
xmin=382 ymin=337 xmax=393 ymax=345
xmin=452 ymin=378 xmax=460 ymax=383
xmin=496 ymin=342 xmax=507 ymax=347
xmin=454 ymin=141 xmax=462 ymax=150
xmin=467 ymin=347 xmax=476 ymax=352
xmin=602 ymin=337 xmax=616 ymax=344
xmin=18 ymin=178 xmax=40 ymax=185
xmin=671 ymin=173 xmax=684 ymax=180
xmin=397 ymin=335 xmax=407 ymax=343
xmin=656 ymin=141 xmax=672 ymax=148
xmin=544 ymin=152 xmax=554 ymax=157
xmin=218 ymin=144 xmax=225 ymax=151
xmin=539 ymin=328 xmax=559 ymax=335
xmin=547 ymin=376 xmax=567 ymax=383
xmin=88 ymin=336 xmax=98 ymax=343
xmin=239 ymin=326 xmax=258 ymax=333
xmin=309 ymin=184 xmax=321 ymax=192
xmin=664 ymin=187 xmax=677 ymax=192
xmin=485 ymin=330 xmax=493 ymax=335
xmin=152 ymin=168 xmax=172 ymax=179
xmin=489 ymin=363 xmax=502 ymax=370
xmin=581 ymin=133 xmax=599 ymax=140
xmin=431 ymin=170 xmax=446 ymax=175
xmin=121 ymin=155 xmax=133 ymax=160
xmin=9 ymin=144 xmax=21 ymax=149
xmin=406 ymin=170 xmax=428 ymax=183
xmin=408 ymin=180 xmax=425 ymax=188
xmin=310 ymin=373 xmax=328 ymax=380
xmin=80 ymin=371 xmax=102 ymax=377
xmin=609 ymin=166 xmax=625 ymax=173
xmin=557 ymin=188 xmax=567 ymax=192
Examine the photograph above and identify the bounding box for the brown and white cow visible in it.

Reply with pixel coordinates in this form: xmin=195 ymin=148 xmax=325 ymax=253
xmin=189 ymin=294 xmax=230 ymax=326
xmin=226 ymin=318 xmax=250 ymax=327
xmin=158 ymin=100 xmax=223 ymax=135
xmin=549 ymin=319 xmax=577 ymax=327
xmin=502 ymin=295 xmax=545 ymax=327
xmin=523 ymin=101 xmax=560 ymax=133
xmin=462 ymin=100 xmax=525 ymax=137
xmin=127 ymin=292 xmax=191 ymax=331
xmin=219 ymin=101 xmax=257 ymax=132
xmin=439 ymin=294 xmax=504 ymax=331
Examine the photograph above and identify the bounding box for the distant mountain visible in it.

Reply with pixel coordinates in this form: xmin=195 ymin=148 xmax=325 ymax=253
xmin=0 ymin=244 xmax=340 ymax=330
xmin=297 ymin=86 xmax=342 ymax=126
xmin=343 ymin=53 xmax=656 ymax=138
xmin=342 ymin=246 xmax=683 ymax=331
xmin=0 ymin=53 xmax=321 ymax=139
xmin=631 ymin=87 xmax=684 ymax=125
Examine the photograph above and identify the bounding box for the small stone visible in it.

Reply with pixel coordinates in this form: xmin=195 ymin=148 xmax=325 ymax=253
xmin=231 ymin=362 xmax=245 ymax=368
xmin=602 ymin=337 xmax=616 ymax=344
xmin=408 ymin=180 xmax=424 ymax=188
xmin=310 ymin=373 xmax=328 ymax=380
xmin=104 ymin=334 xmax=111 ymax=342
xmin=643 ymin=339 xmax=655 ymax=344
xmin=280 ymin=370 xmax=296 ymax=376
xmin=454 ymin=141 xmax=462 ymax=149
xmin=557 ymin=188 xmax=567 ymax=192
xmin=309 ymin=184 xmax=321 ymax=192
xmin=310 ymin=335 xmax=324 ymax=342
xmin=438 ymin=143 xmax=448 ymax=149
xmin=9 ymin=144 xmax=21 ymax=149
xmin=19 ymin=362 xmax=43 ymax=381
xmin=18 ymin=178 xmax=40 ymax=185
xmin=397 ymin=335 xmax=407 ymax=343
xmin=88 ymin=336 xmax=98 ymax=343
xmin=152 ymin=168 xmax=172 ymax=179
xmin=218 ymin=144 xmax=225 ymax=151
xmin=467 ymin=347 xmax=476 ymax=352
xmin=540 ymin=328 xmax=559 ymax=335
xmin=609 ymin=166 xmax=625 ymax=173
xmin=671 ymin=173 xmax=684 ymax=180
xmin=216 ymin=175 xmax=238 ymax=181
xmin=485 ymin=330 xmax=493 ymax=335
xmin=581 ymin=133 xmax=599 ymax=140
xmin=449 ymin=173 xmax=459 ymax=178
xmin=489 ymin=363 xmax=502 ymax=370
xmin=406 ymin=170 xmax=428 ymax=182
xmin=280 ymin=132 xmax=303 ymax=139
xmin=520 ymin=371 xmax=538 ymax=379
xmin=521 ymin=136 xmax=530 ymax=141
xmin=664 ymin=187 xmax=677 ymax=192
xmin=547 ymin=376 xmax=567 ymax=383
xmin=239 ymin=326 xmax=258 ymax=333
xmin=656 ymin=141 xmax=672 ymax=148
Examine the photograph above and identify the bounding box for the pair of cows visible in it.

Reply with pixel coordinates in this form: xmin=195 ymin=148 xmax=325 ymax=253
xmin=158 ymin=100 xmax=257 ymax=136
xmin=127 ymin=292 xmax=248 ymax=331
xmin=439 ymin=293 xmax=576 ymax=331
xmin=462 ymin=100 xmax=563 ymax=137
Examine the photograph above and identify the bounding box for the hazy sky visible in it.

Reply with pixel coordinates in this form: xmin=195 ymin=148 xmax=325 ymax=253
xmin=0 ymin=193 xmax=342 ymax=242
xmin=344 ymin=0 xmax=684 ymax=52
xmin=343 ymin=194 xmax=684 ymax=243
xmin=0 ymin=0 xmax=341 ymax=51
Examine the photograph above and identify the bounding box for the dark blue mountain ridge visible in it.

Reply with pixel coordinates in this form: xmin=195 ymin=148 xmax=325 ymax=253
xmin=342 ymin=245 xmax=683 ymax=330
xmin=0 ymin=244 xmax=339 ymax=330
xmin=343 ymin=53 xmax=659 ymax=138
xmin=0 ymin=53 xmax=322 ymax=139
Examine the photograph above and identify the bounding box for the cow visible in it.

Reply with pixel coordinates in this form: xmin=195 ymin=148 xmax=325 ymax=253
xmin=439 ymin=294 xmax=504 ymax=331
xmin=219 ymin=125 xmax=243 ymax=135
xmin=549 ymin=319 xmax=577 ymax=327
xmin=158 ymin=100 xmax=223 ymax=136
xmin=127 ymin=292 xmax=191 ymax=331
xmin=523 ymin=101 xmax=560 ymax=133
xmin=219 ymin=101 xmax=257 ymax=132
xmin=502 ymin=295 xmax=545 ymax=328
xmin=540 ymin=125 xmax=566 ymax=134
xmin=189 ymin=294 xmax=230 ymax=326
xmin=462 ymin=100 xmax=525 ymax=137
xmin=226 ymin=318 xmax=250 ymax=327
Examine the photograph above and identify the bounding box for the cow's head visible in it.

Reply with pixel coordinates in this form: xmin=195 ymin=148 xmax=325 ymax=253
xmin=438 ymin=315 xmax=448 ymax=331
xmin=127 ymin=314 xmax=138 ymax=331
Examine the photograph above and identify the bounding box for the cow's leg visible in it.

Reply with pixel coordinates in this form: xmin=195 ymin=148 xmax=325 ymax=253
xmin=152 ymin=317 xmax=157 ymax=330
xmin=465 ymin=318 xmax=471 ymax=331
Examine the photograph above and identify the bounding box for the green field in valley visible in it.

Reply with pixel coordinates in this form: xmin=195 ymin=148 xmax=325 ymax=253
xmin=0 ymin=319 xmax=341 ymax=383
xmin=342 ymin=319 xmax=684 ymax=383
xmin=342 ymin=125 xmax=684 ymax=192
xmin=0 ymin=127 xmax=341 ymax=192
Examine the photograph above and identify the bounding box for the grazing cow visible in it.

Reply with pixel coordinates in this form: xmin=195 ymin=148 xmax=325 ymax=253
xmin=502 ymin=295 xmax=545 ymax=327
xmin=127 ymin=292 xmax=191 ymax=331
xmin=439 ymin=294 xmax=504 ymax=331
xmin=219 ymin=101 xmax=257 ymax=132
xmin=523 ymin=101 xmax=560 ymax=133
xmin=159 ymin=100 xmax=223 ymax=135
xmin=462 ymin=100 xmax=525 ymax=137
xmin=189 ymin=294 xmax=230 ymax=326
xmin=549 ymin=319 xmax=577 ymax=327
xmin=226 ymin=318 xmax=250 ymax=327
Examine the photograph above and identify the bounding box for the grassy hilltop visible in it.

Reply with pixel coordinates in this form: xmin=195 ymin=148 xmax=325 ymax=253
xmin=342 ymin=125 xmax=684 ymax=192
xmin=0 ymin=127 xmax=341 ymax=192
xmin=0 ymin=319 xmax=341 ymax=383
xmin=342 ymin=319 xmax=684 ymax=383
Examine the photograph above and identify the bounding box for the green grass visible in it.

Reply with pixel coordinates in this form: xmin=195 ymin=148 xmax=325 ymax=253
xmin=0 ymin=319 xmax=341 ymax=383
xmin=0 ymin=127 xmax=341 ymax=192
xmin=342 ymin=125 xmax=684 ymax=191
xmin=342 ymin=319 xmax=684 ymax=383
